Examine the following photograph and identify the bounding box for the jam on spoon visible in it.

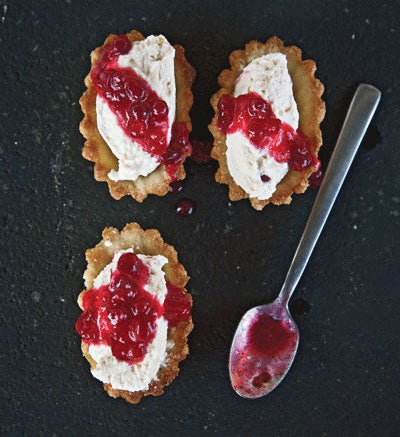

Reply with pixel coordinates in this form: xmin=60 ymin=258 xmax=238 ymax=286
xmin=229 ymin=84 xmax=381 ymax=398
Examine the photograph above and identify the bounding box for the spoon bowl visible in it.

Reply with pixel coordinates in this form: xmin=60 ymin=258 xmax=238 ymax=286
xmin=229 ymin=84 xmax=381 ymax=399
xmin=229 ymin=300 xmax=299 ymax=398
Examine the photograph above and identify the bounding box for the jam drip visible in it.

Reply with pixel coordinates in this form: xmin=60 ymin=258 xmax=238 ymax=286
xmin=91 ymin=35 xmax=191 ymax=180
xmin=217 ymin=92 xmax=318 ymax=171
xmin=308 ymin=159 xmax=323 ymax=188
xmin=75 ymin=252 xmax=191 ymax=365
xmin=164 ymin=282 xmax=192 ymax=327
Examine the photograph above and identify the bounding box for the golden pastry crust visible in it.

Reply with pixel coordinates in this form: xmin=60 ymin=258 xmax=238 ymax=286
xmin=209 ymin=37 xmax=325 ymax=210
xmin=80 ymin=30 xmax=195 ymax=202
xmin=77 ymin=222 xmax=193 ymax=404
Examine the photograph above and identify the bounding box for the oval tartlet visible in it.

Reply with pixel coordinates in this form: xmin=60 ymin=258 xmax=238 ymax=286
xmin=76 ymin=222 xmax=193 ymax=404
xmin=80 ymin=30 xmax=195 ymax=202
xmin=209 ymin=36 xmax=325 ymax=210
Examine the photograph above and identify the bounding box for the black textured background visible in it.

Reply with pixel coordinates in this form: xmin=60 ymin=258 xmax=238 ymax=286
xmin=1 ymin=0 xmax=399 ymax=435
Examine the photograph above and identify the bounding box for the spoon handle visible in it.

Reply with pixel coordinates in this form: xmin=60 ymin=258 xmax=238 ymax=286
xmin=279 ymin=84 xmax=381 ymax=305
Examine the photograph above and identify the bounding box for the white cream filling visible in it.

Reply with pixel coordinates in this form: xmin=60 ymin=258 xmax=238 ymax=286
xmin=96 ymin=34 xmax=176 ymax=182
xmin=226 ymin=53 xmax=299 ymax=200
xmin=226 ymin=132 xmax=289 ymax=200
xmin=234 ymin=53 xmax=299 ymax=127
xmin=88 ymin=249 xmax=172 ymax=392
xmin=96 ymin=98 xmax=159 ymax=181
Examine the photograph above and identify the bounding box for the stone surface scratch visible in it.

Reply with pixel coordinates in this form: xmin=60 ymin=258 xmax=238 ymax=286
xmin=51 ymin=138 xmax=68 ymax=232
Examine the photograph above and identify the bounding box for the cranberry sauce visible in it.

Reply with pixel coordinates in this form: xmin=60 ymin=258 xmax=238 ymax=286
xmin=230 ymin=311 xmax=298 ymax=396
xmin=163 ymin=122 xmax=192 ymax=179
xmin=164 ymin=282 xmax=192 ymax=327
xmin=249 ymin=314 xmax=295 ymax=356
xmin=91 ymin=34 xmax=191 ymax=180
xmin=217 ymin=92 xmax=318 ymax=172
xmin=75 ymin=252 xmax=161 ymax=365
xmin=308 ymin=159 xmax=324 ymax=189
xmin=75 ymin=252 xmax=191 ymax=365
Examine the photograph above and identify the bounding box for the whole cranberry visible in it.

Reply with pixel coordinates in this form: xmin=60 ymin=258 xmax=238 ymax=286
xmin=125 ymin=78 xmax=148 ymax=102
xmin=151 ymin=100 xmax=169 ymax=121
xmin=112 ymin=35 xmax=131 ymax=55
xmin=247 ymin=96 xmax=270 ymax=119
xmin=128 ymin=120 xmax=146 ymax=138
xmin=129 ymin=102 xmax=150 ymax=122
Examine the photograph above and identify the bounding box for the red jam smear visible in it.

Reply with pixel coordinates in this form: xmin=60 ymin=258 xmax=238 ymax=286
xmin=249 ymin=315 xmax=295 ymax=356
xmin=217 ymin=92 xmax=319 ymax=172
xmin=75 ymin=252 xmax=191 ymax=365
xmin=230 ymin=312 xmax=298 ymax=395
xmin=91 ymin=34 xmax=191 ymax=180
xmin=164 ymin=282 xmax=192 ymax=327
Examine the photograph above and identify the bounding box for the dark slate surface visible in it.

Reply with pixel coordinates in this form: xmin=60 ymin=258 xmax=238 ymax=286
xmin=1 ymin=0 xmax=399 ymax=435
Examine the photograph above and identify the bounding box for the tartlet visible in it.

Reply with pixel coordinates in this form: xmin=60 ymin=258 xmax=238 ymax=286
xmin=80 ymin=30 xmax=195 ymax=202
xmin=209 ymin=37 xmax=325 ymax=210
xmin=76 ymin=222 xmax=193 ymax=404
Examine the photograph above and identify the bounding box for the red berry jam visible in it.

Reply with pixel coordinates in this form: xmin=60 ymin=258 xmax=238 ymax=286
xmin=75 ymin=252 xmax=191 ymax=365
xmin=164 ymin=282 xmax=192 ymax=327
xmin=229 ymin=311 xmax=298 ymax=396
xmin=217 ymin=92 xmax=318 ymax=171
xmin=91 ymin=34 xmax=191 ymax=180
xmin=163 ymin=122 xmax=192 ymax=178
xmin=249 ymin=315 xmax=295 ymax=356
xmin=308 ymin=159 xmax=323 ymax=188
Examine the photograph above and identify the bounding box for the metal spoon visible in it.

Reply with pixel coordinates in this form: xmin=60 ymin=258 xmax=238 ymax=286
xmin=229 ymin=84 xmax=381 ymax=399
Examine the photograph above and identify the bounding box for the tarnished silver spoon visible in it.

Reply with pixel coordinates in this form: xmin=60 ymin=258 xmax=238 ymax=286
xmin=229 ymin=84 xmax=381 ymax=399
